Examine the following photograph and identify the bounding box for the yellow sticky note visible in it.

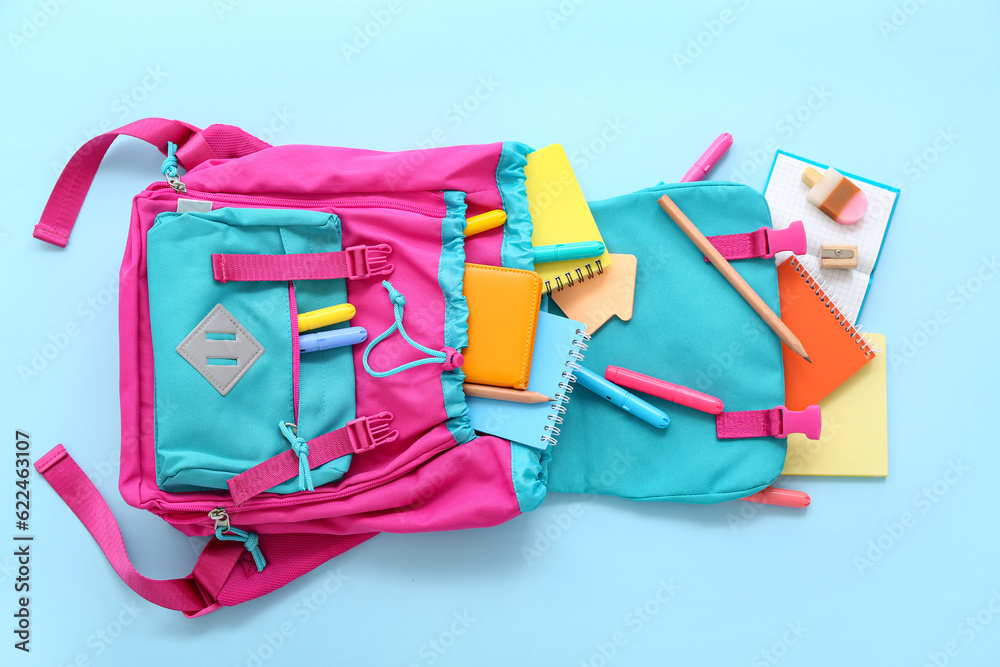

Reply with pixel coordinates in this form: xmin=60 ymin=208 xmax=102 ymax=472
xmin=782 ymin=333 xmax=888 ymax=476
xmin=524 ymin=144 xmax=612 ymax=293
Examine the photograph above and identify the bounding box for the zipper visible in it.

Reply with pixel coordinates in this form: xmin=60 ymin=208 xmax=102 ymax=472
xmin=145 ymin=181 xmax=444 ymax=217
xmin=208 ymin=507 xmax=230 ymax=532
xmin=158 ymin=440 xmax=456 ymax=525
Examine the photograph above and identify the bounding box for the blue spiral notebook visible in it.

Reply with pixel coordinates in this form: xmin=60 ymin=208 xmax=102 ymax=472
xmin=465 ymin=311 xmax=587 ymax=450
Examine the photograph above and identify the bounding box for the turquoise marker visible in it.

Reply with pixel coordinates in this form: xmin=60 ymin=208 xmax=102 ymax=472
xmin=532 ymin=241 xmax=604 ymax=264
xmin=574 ymin=365 xmax=669 ymax=428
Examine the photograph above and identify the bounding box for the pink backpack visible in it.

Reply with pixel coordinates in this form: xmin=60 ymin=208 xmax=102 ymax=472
xmin=34 ymin=118 xmax=545 ymax=616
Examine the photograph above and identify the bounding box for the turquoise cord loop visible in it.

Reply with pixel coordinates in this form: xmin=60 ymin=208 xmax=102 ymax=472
xmin=215 ymin=526 xmax=267 ymax=572
xmin=161 ymin=141 xmax=180 ymax=179
xmin=363 ymin=281 xmax=457 ymax=377
xmin=279 ymin=421 xmax=314 ymax=492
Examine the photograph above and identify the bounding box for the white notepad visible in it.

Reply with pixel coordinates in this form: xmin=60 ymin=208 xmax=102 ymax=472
xmin=764 ymin=151 xmax=899 ymax=323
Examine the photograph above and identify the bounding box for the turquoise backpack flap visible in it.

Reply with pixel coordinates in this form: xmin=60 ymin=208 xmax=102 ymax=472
xmin=147 ymin=207 xmax=356 ymax=493
xmin=546 ymin=182 xmax=786 ymax=503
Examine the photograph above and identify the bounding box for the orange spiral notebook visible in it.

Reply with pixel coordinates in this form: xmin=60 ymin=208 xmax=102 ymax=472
xmin=778 ymin=256 xmax=875 ymax=410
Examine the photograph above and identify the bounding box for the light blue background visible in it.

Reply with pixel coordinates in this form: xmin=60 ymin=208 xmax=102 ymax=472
xmin=2 ymin=1 xmax=998 ymax=665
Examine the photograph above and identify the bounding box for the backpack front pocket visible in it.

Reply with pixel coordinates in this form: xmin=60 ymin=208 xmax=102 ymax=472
xmin=147 ymin=207 xmax=357 ymax=492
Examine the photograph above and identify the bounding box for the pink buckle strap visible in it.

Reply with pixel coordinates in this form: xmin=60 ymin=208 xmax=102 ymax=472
xmin=33 ymin=444 xmax=379 ymax=615
xmin=716 ymin=405 xmax=822 ymax=440
xmin=705 ymin=221 xmax=807 ymax=261
xmin=34 ymin=119 xmax=273 ymax=248
xmin=34 ymin=445 xmax=238 ymax=613
xmin=34 ymin=118 xmax=199 ymax=247
xmin=212 ymin=244 xmax=394 ymax=283
xmin=227 ymin=412 xmax=398 ymax=506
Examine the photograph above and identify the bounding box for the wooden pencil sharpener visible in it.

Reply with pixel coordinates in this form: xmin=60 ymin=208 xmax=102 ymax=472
xmin=820 ymin=245 xmax=858 ymax=269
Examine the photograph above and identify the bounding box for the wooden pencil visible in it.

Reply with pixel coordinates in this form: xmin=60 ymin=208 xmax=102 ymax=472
xmin=657 ymin=194 xmax=811 ymax=362
xmin=463 ymin=383 xmax=552 ymax=404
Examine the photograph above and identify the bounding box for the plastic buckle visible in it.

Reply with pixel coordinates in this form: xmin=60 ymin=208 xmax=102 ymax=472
xmin=344 ymin=245 xmax=373 ymax=279
xmin=764 ymin=220 xmax=807 ymax=258
xmin=777 ymin=405 xmax=822 ymax=440
xmin=345 ymin=416 xmax=379 ymax=453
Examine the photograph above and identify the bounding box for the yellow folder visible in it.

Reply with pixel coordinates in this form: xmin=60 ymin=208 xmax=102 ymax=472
xmin=524 ymin=144 xmax=612 ymax=294
xmin=782 ymin=333 xmax=888 ymax=476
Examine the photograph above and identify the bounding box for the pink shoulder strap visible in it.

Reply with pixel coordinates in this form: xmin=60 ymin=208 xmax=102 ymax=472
xmin=34 ymin=118 xmax=270 ymax=248
xmin=35 ymin=444 xmax=376 ymax=616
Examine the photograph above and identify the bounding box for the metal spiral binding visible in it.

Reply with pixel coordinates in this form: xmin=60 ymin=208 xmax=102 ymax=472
xmin=544 ymin=259 xmax=606 ymax=294
xmin=790 ymin=256 xmax=875 ymax=357
xmin=540 ymin=328 xmax=591 ymax=447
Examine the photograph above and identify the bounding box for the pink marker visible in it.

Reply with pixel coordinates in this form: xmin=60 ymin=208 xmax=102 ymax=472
xmin=741 ymin=487 xmax=811 ymax=509
xmin=605 ymin=366 xmax=724 ymax=414
xmin=680 ymin=132 xmax=733 ymax=182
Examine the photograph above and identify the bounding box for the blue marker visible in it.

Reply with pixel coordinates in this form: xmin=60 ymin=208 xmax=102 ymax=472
xmin=532 ymin=241 xmax=605 ymax=264
xmin=299 ymin=326 xmax=367 ymax=353
xmin=573 ymin=365 xmax=669 ymax=429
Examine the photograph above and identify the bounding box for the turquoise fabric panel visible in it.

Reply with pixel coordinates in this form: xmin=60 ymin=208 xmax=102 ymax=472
xmin=546 ymin=182 xmax=787 ymax=503
xmin=496 ymin=141 xmax=534 ymax=271
xmin=439 ymin=190 xmax=475 ymax=445
xmin=280 ymin=219 xmax=356 ymax=481
xmin=510 ymin=443 xmax=549 ymax=512
xmin=148 ymin=207 xmax=355 ymax=492
xmin=494 ymin=142 xmax=549 ymax=511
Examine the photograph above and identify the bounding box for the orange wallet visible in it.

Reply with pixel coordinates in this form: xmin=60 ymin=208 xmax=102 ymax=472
xmin=462 ymin=263 xmax=542 ymax=390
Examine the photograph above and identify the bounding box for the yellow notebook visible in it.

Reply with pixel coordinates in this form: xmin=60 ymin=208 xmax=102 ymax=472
xmin=524 ymin=144 xmax=613 ymax=294
xmin=782 ymin=333 xmax=888 ymax=477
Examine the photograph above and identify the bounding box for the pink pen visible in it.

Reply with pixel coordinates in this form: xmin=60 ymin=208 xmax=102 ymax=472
xmin=741 ymin=487 xmax=811 ymax=509
xmin=680 ymin=132 xmax=733 ymax=182
xmin=605 ymin=366 xmax=724 ymax=414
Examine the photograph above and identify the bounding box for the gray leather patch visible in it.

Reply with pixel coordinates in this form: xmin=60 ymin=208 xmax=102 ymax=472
xmin=176 ymin=304 xmax=264 ymax=396
xmin=176 ymin=198 xmax=213 ymax=213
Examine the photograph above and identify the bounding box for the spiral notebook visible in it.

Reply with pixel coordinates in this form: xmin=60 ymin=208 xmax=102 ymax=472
xmin=465 ymin=311 xmax=588 ymax=450
xmin=765 ymin=151 xmax=899 ymax=323
xmin=779 ymin=256 xmax=875 ymax=410
xmin=525 ymin=144 xmax=613 ymax=294
xmin=783 ymin=334 xmax=888 ymax=477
